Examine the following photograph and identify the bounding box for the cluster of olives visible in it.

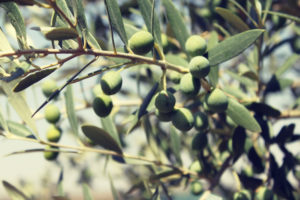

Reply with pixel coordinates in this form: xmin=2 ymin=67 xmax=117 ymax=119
xmin=92 ymin=70 xmax=122 ymax=118
xmin=41 ymin=79 xmax=61 ymax=161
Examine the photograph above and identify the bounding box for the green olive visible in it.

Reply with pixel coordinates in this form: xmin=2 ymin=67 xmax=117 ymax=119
xmin=46 ymin=124 xmax=61 ymax=142
xmin=185 ymin=35 xmax=207 ymax=57
xmin=169 ymin=71 xmax=181 ymax=84
xmin=172 ymin=108 xmax=194 ymax=131
xmin=205 ymin=88 xmax=228 ymax=112
xmin=191 ymin=181 xmax=203 ymax=195
xmin=161 ymin=33 xmax=169 ymax=53
xmin=100 ymin=71 xmax=122 ymax=95
xmin=194 ymin=112 xmax=208 ymax=131
xmin=154 ymin=91 xmax=176 ymax=113
xmin=180 ymin=73 xmax=201 ymax=96
xmin=44 ymin=104 xmax=61 ymax=124
xmin=92 ymin=95 xmax=113 ymax=117
xmin=129 ymin=31 xmax=154 ymax=55
xmin=41 ymin=79 xmax=58 ymax=98
xmin=189 ymin=56 xmax=210 ymax=78
xmin=43 ymin=145 xmax=59 ymax=161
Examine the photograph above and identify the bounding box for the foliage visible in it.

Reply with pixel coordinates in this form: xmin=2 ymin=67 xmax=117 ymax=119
xmin=0 ymin=0 xmax=300 ymax=199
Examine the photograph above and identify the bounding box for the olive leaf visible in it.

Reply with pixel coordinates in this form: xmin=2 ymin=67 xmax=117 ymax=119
xmin=162 ymin=0 xmax=189 ymax=52
xmin=208 ymin=29 xmax=265 ymax=66
xmin=2 ymin=180 xmax=30 ymax=200
xmin=226 ymin=98 xmax=261 ymax=132
xmin=64 ymin=85 xmax=79 ymax=136
xmin=13 ymin=67 xmax=57 ymax=92
xmin=81 ymin=124 xmax=122 ymax=154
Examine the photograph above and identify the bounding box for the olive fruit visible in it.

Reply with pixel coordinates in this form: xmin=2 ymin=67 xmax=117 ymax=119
xmin=161 ymin=33 xmax=169 ymax=53
xmin=172 ymin=108 xmax=194 ymax=131
xmin=44 ymin=145 xmax=59 ymax=161
xmin=93 ymin=94 xmax=113 ymax=117
xmin=169 ymin=71 xmax=181 ymax=84
xmin=155 ymin=109 xmax=174 ymax=122
xmin=41 ymin=79 xmax=58 ymax=98
xmin=128 ymin=31 xmax=154 ymax=55
xmin=192 ymin=133 xmax=208 ymax=151
xmin=190 ymin=160 xmax=202 ymax=173
xmin=194 ymin=112 xmax=208 ymax=131
xmin=191 ymin=181 xmax=203 ymax=195
xmin=189 ymin=56 xmax=210 ymax=78
xmin=46 ymin=125 xmax=62 ymax=142
xmin=44 ymin=27 xmax=78 ymax=40
xmin=180 ymin=73 xmax=200 ymax=96
xmin=154 ymin=91 xmax=176 ymax=113
xmin=255 ymin=186 xmax=273 ymax=200
xmin=185 ymin=35 xmax=207 ymax=57
xmin=233 ymin=190 xmax=251 ymax=200
xmin=100 ymin=71 xmax=122 ymax=95
xmin=205 ymin=88 xmax=228 ymax=112
xmin=44 ymin=104 xmax=61 ymax=124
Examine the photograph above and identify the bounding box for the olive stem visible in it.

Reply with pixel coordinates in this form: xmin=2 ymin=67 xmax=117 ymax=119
xmin=0 ymin=49 xmax=189 ymax=74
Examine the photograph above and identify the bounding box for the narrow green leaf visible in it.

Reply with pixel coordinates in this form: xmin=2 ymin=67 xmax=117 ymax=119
xmin=56 ymin=0 xmax=75 ymax=24
xmin=226 ymin=70 xmax=256 ymax=87
xmin=170 ymin=126 xmax=182 ymax=165
xmin=215 ymin=7 xmax=249 ymax=32
xmin=165 ymin=54 xmax=188 ymax=68
xmin=101 ymin=116 xmax=121 ymax=147
xmin=0 ymin=28 xmax=14 ymax=63
xmin=206 ymin=193 xmax=223 ymax=200
xmin=162 ymin=0 xmax=189 ymax=51
xmin=1 ymin=80 xmax=38 ymax=135
xmin=64 ymin=85 xmax=79 ymax=136
xmin=13 ymin=67 xmax=57 ymax=92
xmin=226 ymin=98 xmax=261 ymax=132
xmin=262 ymin=10 xmax=300 ymax=24
xmin=207 ymin=31 xmax=219 ymax=87
xmin=208 ymin=29 xmax=265 ymax=66
xmin=247 ymin=102 xmax=281 ymax=117
xmin=81 ymin=124 xmax=122 ymax=154
xmin=0 ymin=106 xmax=9 ymax=134
xmin=275 ymin=53 xmax=300 ymax=77
xmin=82 ymin=183 xmax=93 ymax=200
xmin=138 ymin=82 xmax=158 ymax=119
xmin=109 ymin=174 xmax=120 ymax=200
xmin=137 ymin=0 xmax=162 ymax=48
xmin=73 ymin=0 xmax=101 ymax=50
xmin=0 ymin=2 xmax=28 ymax=50
xmin=7 ymin=120 xmax=32 ymax=137
xmin=232 ymin=126 xmax=247 ymax=162
xmin=104 ymin=0 xmax=128 ymax=45
xmin=2 ymin=180 xmax=30 ymax=200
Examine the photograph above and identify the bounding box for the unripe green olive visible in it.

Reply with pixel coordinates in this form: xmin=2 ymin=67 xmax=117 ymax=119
xmin=255 ymin=186 xmax=273 ymax=200
xmin=154 ymin=91 xmax=176 ymax=113
xmin=44 ymin=145 xmax=59 ymax=161
xmin=129 ymin=31 xmax=154 ymax=55
xmin=190 ymin=160 xmax=202 ymax=173
xmin=44 ymin=27 xmax=78 ymax=40
xmin=161 ymin=33 xmax=169 ymax=53
xmin=172 ymin=108 xmax=194 ymax=131
xmin=41 ymin=79 xmax=58 ymax=98
xmin=192 ymin=133 xmax=208 ymax=151
xmin=155 ymin=109 xmax=174 ymax=122
xmin=194 ymin=112 xmax=208 ymax=131
xmin=191 ymin=181 xmax=203 ymax=195
xmin=205 ymin=88 xmax=228 ymax=112
xmin=44 ymin=104 xmax=61 ymax=124
xmin=169 ymin=71 xmax=181 ymax=84
xmin=180 ymin=73 xmax=201 ymax=96
xmin=100 ymin=71 xmax=122 ymax=95
xmin=185 ymin=35 xmax=207 ymax=57
xmin=46 ymin=124 xmax=61 ymax=142
xmin=233 ymin=190 xmax=251 ymax=200
xmin=189 ymin=56 xmax=210 ymax=78
xmin=93 ymin=95 xmax=113 ymax=117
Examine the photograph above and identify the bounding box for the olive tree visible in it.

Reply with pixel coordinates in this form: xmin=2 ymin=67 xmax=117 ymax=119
xmin=0 ymin=0 xmax=300 ymax=199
